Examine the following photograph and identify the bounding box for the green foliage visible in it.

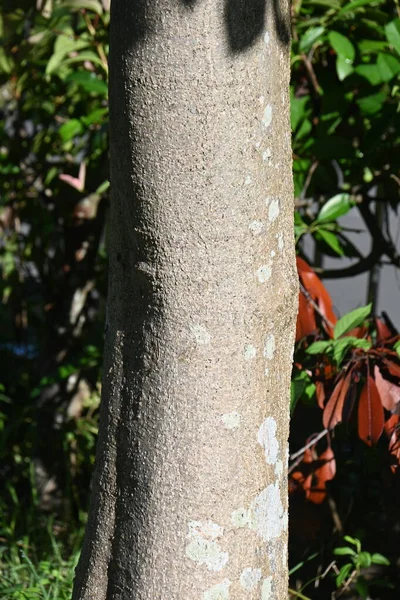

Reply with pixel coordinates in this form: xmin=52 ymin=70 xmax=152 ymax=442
xmin=333 ymin=536 xmax=391 ymax=598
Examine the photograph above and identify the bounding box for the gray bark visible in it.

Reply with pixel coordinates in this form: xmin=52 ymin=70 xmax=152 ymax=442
xmin=73 ymin=0 xmax=297 ymax=598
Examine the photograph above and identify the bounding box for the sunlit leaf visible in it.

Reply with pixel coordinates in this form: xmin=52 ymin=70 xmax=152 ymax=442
xmin=306 ymin=341 xmax=332 ymax=354
xmin=334 ymin=304 xmax=372 ymax=339
xmin=385 ymin=18 xmax=400 ymax=55
xmin=377 ymin=52 xmax=400 ymax=82
xmin=328 ymin=31 xmax=356 ymax=62
xmin=299 ymin=26 xmax=325 ymax=52
xmin=316 ymin=194 xmax=354 ymax=223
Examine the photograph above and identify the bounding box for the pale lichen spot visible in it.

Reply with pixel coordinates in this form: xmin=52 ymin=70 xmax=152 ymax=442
xmin=250 ymin=483 xmax=286 ymax=541
xmin=267 ymin=198 xmax=280 ymax=223
xmin=245 ymin=175 xmax=252 ymax=185
xmin=270 ymin=250 xmax=276 ymax=258
xmin=249 ymin=220 xmax=265 ymax=236
xmin=277 ymin=233 xmax=284 ymax=250
xmin=258 ymin=417 xmax=279 ymax=466
xmin=240 ymin=567 xmax=262 ymax=591
xmin=262 ymin=148 xmax=272 ymax=162
xmin=264 ymin=334 xmax=275 ymax=360
xmin=202 ymin=579 xmax=231 ymax=600
xmin=262 ymin=105 xmax=272 ymax=130
xmin=186 ymin=521 xmax=229 ymax=572
xmin=231 ymin=507 xmax=252 ymax=528
xmin=265 ymin=366 xmax=269 ymax=376
xmin=191 ymin=324 xmax=211 ymax=345
xmin=264 ymin=31 xmax=270 ymax=45
xmin=244 ymin=344 xmax=257 ymax=360
xmin=261 ymin=577 xmax=273 ymax=600
xmin=256 ymin=265 xmax=272 ymax=284
xmin=221 ymin=411 xmax=242 ymax=430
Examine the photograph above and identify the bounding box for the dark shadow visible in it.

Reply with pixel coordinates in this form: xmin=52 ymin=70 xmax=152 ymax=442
xmin=224 ymin=0 xmax=266 ymax=52
xmin=181 ymin=0 xmax=290 ymax=51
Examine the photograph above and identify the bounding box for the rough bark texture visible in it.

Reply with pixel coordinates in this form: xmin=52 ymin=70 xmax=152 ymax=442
xmin=73 ymin=0 xmax=298 ymax=598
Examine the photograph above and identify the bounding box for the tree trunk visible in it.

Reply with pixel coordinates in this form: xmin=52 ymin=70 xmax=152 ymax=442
xmin=73 ymin=0 xmax=297 ymax=598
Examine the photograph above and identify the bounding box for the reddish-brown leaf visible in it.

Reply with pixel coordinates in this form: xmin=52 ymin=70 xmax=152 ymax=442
xmin=358 ymin=377 xmax=384 ymax=447
xmin=375 ymin=318 xmax=393 ymax=342
xmin=317 ymin=446 xmax=336 ymax=481
xmin=316 ymin=381 xmax=325 ymax=410
xmin=345 ymin=326 xmax=368 ymax=339
xmin=296 ymin=257 xmax=337 ymax=337
xmin=296 ymin=291 xmax=317 ymax=341
xmin=323 ymin=370 xmax=352 ymax=430
xmin=383 ymin=359 xmax=400 ymax=380
xmin=385 ymin=415 xmax=400 ymax=472
xmin=385 ymin=414 xmax=400 ymax=438
xmin=374 ymin=365 xmax=400 ymax=412
xmin=307 ymin=447 xmax=336 ymax=504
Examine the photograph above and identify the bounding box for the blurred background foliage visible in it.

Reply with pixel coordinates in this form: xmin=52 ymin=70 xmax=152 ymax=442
xmin=0 ymin=0 xmax=399 ymax=598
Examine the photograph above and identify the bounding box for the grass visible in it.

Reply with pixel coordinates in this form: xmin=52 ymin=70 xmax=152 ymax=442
xmin=0 ymin=516 xmax=83 ymax=600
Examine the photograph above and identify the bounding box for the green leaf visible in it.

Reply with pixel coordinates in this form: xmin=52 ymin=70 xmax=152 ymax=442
xmin=359 ymin=551 xmax=372 ymax=568
xmin=316 ymin=193 xmax=354 ymax=222
xmin=59 ymin=119 xmax=83 ymax=142
xmin=340 ymin=0 xmax=384 ymax=13
xmin=334 ymin=546 xmax=357 ymax=556
xmin=63 ymin=50 xmax=107 ymax=71
xmin=332 ymin=337 xmax=355 ymax=364
xmin=334 ymin=305 xmax=372 ymax=339
xmin=385 ymin=18 xmax=400 ymax=55
xmin=61 ymin=0 xmax=104 ymax=13
xmin=394 ymin=340 xmax=400 ymax=358
xmin=355 ymin=64 xmax=382 ymax=85
xmin=344 ymin=535 xmax=361 ymax=550
xmin=306 ymin=341 xmax=332 ymax=354
xmin=67 ymin=72 xmax=108 ymax=95
xmin=377 ymin=53 xmax=400 ymax=82
xmin=336 ymin=563 xmax=353 ymax=587
xmin=299 ymin=26 xmax=325 ymax=53
xmin=332 ymin=337 xmax=370 ymax=364
xmin=46 ymin=32 xmax=90 ymax=75
xmin=315 ymin=229 xmax=344 ymax=256
xmin=81 ymin=108 xmax=108 ymax=126
xmin=0 ymin=47 xmax=14 ymax=74
xmin=328 ymin=31 xmax=356 ymax=63
xmin=355 ymin=576 xmax=369 ymax=599
xmin=359 ymin=39 xmax=389 ymax=53
xmin=336 ymin=55 xmax=354 ymax=81
xmin=371 ymin=553 xmax=390 ymax=566
xmin=357 ymin=91 xmax=387 ymax=115
xmin=291 ymin=92 xmax=310 ymax=131
xmin=291 ymin=371 xmax=311 ymax=414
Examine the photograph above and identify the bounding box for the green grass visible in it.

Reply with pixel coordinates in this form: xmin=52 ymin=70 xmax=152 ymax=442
xmin=0 ymin=519 xmax=83 ymax=600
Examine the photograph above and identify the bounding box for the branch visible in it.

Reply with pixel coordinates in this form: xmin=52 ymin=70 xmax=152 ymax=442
xmin=289 ymin=429 xmax=329 ymax=463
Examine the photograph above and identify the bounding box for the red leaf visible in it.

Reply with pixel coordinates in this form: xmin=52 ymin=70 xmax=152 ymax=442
xmin=383 ymin=359 xmax=400 ymax=379
xmin=297 ymin=257 xmax=337 ymax=337
xmin=317 ymin=446 xmax=336 ymax=481
xmin=345 ymin=326 xmax=368 ymax=339
xmin=296 ymin=292 xmax=317 ymax=341
xmin=358 ymin=377 xmax=384 ymax=446
xmin=374 ymin=365 xmax=400 ymax=412
xmin=385 ymin=414 xmax=400 ymax=438
xmin=385 ymin=415 xmax=400 ymax=472
xmin=323 ymin=370 xmax=352 ymax=430
xmin=316 ymin=381 xmax=325 ymax=410
xmin=375 ymin=318 xmax=393 ymax=342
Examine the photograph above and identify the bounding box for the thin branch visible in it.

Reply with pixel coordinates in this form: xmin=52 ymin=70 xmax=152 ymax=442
xmin=290 ymin=429 xmax=329 ymax=462
xmin=299 ymin=282 xmax=335 ymax=329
